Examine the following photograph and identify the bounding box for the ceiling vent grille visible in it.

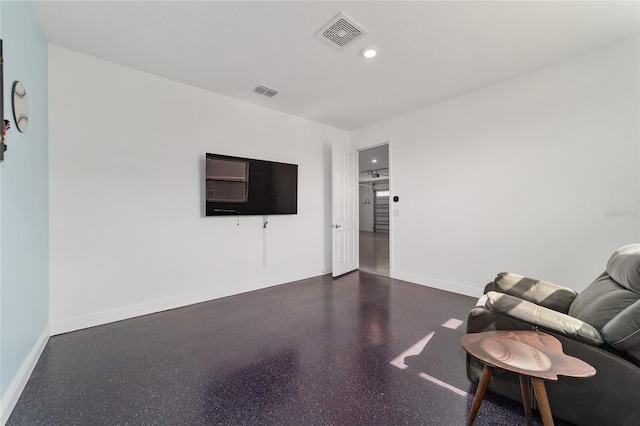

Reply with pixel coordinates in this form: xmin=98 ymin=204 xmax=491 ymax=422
xmin=315 ymin=13 xmax=367 ymax=50
xmin=253 ymin=84 xmax=279 ymax=98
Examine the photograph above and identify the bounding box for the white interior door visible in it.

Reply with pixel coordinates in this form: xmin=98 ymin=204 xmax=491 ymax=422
xmin=332 ymin=144 xmax=358 ymax=277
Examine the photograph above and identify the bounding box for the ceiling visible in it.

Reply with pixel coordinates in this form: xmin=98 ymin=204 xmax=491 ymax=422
xmin=359 ymin=145 xmax=389 ymax=175
xmin=34 ymin=1 xmax=640 ymax=131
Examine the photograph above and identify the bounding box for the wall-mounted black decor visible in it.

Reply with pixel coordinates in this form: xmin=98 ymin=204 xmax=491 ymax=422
xmin=1 ymin=39 xmax=5 ymax=162
xmin=12 ymin=81 xmax=28 ymax=133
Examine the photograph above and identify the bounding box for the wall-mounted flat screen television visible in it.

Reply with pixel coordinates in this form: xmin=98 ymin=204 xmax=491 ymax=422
xmin=205 ymin=153 xmax=298 ymax=216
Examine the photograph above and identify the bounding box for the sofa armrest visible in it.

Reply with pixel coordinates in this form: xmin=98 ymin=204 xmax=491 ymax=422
xmin=486 ymin=291 xmax=603 ymax=345
xmin=484 ymin=272 xmax=578 ymax=313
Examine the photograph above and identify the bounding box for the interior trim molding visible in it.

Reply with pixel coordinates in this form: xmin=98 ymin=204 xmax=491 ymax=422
xmin=50 ymin=288 xmax=252 ymax=336
xmin=1 ymin=324 xmax=50 ymax=426
xmin=392 ymin=271 xmax=482 ymax=298
xmin=50 ymin=272 xmax=326 ymax=336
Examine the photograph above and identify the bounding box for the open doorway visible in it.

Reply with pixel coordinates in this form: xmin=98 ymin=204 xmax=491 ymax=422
xmin=358 ymin=144 xmax=390 ymax=276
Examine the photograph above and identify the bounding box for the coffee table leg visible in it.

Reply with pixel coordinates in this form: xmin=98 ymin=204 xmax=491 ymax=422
xmin=532 ymin=378 xmax=554 ymax=426
xmin=467 ymin=365 xmax=493 ymax=426
xmin=519 ymin=376 xmax=532 ymax=426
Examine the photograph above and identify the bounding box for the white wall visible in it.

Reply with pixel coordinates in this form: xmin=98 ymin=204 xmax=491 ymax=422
xmin=49 ymin=46 xmax=349 ymax=334
xmin=0 ymin=1 xmax=49 ymax=422
xmin=48 ymin=36 xmax=640 ymax=330
xmin=353 ymin=37 xmax=640 ymax=296
xmin=359 ymin=183 xmax=374 ymax=231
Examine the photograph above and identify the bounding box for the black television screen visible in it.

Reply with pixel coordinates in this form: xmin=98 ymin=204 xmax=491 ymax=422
xmin=205 ymin=153 xmax=298 ymax=216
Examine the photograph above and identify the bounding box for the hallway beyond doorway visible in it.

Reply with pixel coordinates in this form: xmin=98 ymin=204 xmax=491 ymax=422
xmin=359 ymin=231 xmax=389 ymax=276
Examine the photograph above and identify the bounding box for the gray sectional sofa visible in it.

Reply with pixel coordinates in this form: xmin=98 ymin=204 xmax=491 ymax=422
xmin=466 ymin=244 xmax=640 ymax=426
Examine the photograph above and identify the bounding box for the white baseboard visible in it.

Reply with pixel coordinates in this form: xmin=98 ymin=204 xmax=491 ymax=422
xmin=50 ymin=271 xmax=329 ymax=335
xmin=392 ymin=271 xmax=483 ymax=298
xmin=1 ymin=324 xmax=50 ymax=426
xmin=50 ymin=286 xmax=249 ymax=335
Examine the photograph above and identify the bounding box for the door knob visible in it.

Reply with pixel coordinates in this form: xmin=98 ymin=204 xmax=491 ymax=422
xmin=334 ymin=224 xmax=342 ymax=228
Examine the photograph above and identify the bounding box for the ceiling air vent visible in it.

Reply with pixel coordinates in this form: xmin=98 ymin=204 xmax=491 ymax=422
xmin=315 ymin=13 xmax=367 ymax=50
xmin=253 ymin=84 xmax=279 ymax=98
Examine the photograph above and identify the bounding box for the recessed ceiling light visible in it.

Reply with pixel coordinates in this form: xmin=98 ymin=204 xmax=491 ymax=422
xmin=372 ymin=159 xmax=377 ymax=163
xmin=361 ymin=46 xmax=378 ymax=59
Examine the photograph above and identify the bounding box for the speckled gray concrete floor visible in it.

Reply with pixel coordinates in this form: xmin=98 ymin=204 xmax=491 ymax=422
xmin=8 ymin=272 xmax=574 ymax=425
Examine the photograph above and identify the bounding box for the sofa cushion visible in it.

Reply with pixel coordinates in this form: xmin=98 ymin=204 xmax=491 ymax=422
xmin=606 ymin=244 xmax=640 ymax=294
xmin=568 ymin=274 xmax=640 ymax=330
xmin=486 ymin=272 xmax=578 ymax=313
xmin=486 ymin=291 xmax=603 ymax=345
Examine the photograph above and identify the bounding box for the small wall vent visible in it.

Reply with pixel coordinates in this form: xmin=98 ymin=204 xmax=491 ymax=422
xmin=253 ymin=84 xmax=279 ymax=98
xmin=315 ymin=13 xmax=367 ymax=50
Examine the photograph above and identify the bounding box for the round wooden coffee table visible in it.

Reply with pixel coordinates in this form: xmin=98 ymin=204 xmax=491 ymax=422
xmin=461 ymin=330 xmax=596 ymax=426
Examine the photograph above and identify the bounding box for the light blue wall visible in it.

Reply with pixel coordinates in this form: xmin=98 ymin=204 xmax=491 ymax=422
xmin=0 ymin=0 xmax=49 ymax=399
